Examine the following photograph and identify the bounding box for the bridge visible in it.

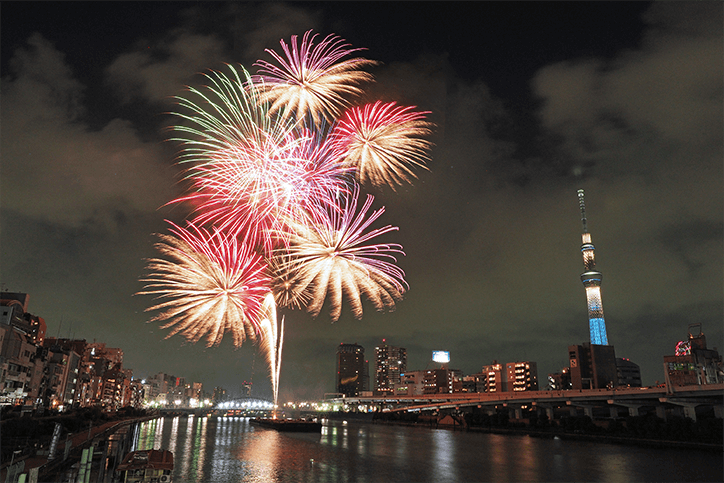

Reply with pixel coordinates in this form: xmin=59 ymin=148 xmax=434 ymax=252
xmin=215 ymin=397 xmax=275 ymax=411
xmin=158 ymin=397 xmax=276 ymax=417
xmin=313 ymin=384 xmax=724 ymax=422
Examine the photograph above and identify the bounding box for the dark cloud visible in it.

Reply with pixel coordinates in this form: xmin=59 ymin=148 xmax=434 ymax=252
xmin=2 ymin=34 xmax=174 ymax=228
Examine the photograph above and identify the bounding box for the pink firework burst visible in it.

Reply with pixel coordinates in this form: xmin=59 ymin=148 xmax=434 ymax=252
xmin=169 ymin=65 xmax=350 ymax=255
xmin=138 ymin=221 xmax=272 ymax=348
xmin=274 ymin=186 xmax=407 ymax=322
xmin=253 ymin=30 xmax=376 ymax=125
xmin=332 ymin=101 xmax=433 ymax=189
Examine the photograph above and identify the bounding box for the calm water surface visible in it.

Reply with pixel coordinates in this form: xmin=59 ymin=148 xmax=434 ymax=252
xmin=129 ymin=416 xmax=722 ymax=483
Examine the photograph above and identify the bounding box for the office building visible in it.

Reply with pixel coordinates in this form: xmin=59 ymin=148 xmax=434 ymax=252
xmin=569 ymin=343 xmax=617 ymax=389
xmin=616 ymin=358 xmax=642 ymax=387
xmin=506 ymin=361 xmax=539 ymax=391
xmin=547 ymin=367 xmax=572 ymax=390
xmin=664 ymin=324 xmax=722 ymax=386
xmin=375 ymin=340 xmax=406 ymax=395
xmin=336 ymin=343 xmax=368 ymax=397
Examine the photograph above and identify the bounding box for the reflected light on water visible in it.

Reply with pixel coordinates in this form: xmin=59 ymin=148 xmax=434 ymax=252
xmin=489 ymin=434 xmax=510 ymax=482
xmin=356 ymin=427 xmax=367 ymax=455
xmin=431 ymin=429 xmax=457 ymax=482
xmin=238 ymin=429 xmax=280 ymax=481
xmin=130 ymin=417 xmax=723 ymax=483
xmin=516 ymin=435 xmax=539 ymax=481
xmin=168 ymin=416 xmax=179 ymax=456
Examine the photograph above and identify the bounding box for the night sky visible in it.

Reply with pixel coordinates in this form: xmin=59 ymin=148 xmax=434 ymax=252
xmin=2 ymin=2 xmax=722 ymax=402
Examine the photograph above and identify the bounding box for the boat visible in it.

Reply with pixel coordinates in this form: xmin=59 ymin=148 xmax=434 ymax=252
xmin=251 ymin=417 xmax=322 ymax=432
xmin=115 ymin=449 xmax=174 ymax=483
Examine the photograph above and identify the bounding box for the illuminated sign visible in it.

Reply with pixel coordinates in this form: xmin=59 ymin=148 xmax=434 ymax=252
xmin=432 ymin=351 xmax=450 ymax=364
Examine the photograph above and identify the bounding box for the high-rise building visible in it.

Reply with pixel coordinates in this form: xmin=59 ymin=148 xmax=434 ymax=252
xmin=577 ymin=190 xmax=609 ymax=345
xmin=506 ymin=361 xmax=539 ymax=391
xmin=374 ymin=340 xmax=406 ymax=395
xmin=568 ymin=343 xmax=617 ymax=389
xmin=482 ymin=361 xmax=506 ymax=392
xmin=422 ymin=367 xmax=463 ymax=394
xmin=395 ymin=370 xmax=426 ymax=395
xmin=481 ymin=361 xmax=538 ymax=392
xmin=336 ymin=343 xmax=368 ymax=397
xmin=1 ymin=292 xmax=46 ymax=345
xmin=547 ymin=367 xmax=572 ymax=390
xmin=212 ymin=386 xmax=227 ymax=404
xmin=616 ymin=358 xmax=642 ymax=387
xmin=664 ymin=324 xmax=722 ymax=386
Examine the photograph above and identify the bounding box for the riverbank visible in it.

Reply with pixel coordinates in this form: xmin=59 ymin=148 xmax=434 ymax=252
xmin=327 ymin=411 xmax=724 ymax=452
xmin=466 ymin=425 xmax=724 ymax=452
xmin=0 ymin=410 xmax=155 ymax=483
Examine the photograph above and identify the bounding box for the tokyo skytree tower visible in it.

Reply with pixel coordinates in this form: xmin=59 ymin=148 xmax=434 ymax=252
xmin=578 ymin=190 xmax=609 ymax=345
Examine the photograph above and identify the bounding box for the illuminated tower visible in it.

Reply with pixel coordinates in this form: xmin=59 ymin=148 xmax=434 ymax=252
xmin=578 ymin=190 xmax=608 ymax=345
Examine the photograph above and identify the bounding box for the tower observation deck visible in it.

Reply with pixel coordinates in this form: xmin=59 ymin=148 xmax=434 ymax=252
xmin=578 ymin=190 xmax=608 ymax=345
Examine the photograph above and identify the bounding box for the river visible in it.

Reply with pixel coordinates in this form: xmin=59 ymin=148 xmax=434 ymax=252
xmin=123 ymin=416 xmax=721 ymax=482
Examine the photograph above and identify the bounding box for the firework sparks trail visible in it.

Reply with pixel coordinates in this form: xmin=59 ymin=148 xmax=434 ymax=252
xmin=138 ymin=221 xmax=272 ymax=347
xmin=332 ymin=101 xmax=433 ymax=189
xmin=258 ymin=294 xmax=284 ymax=412
xmin=275 ymin=186 xmax=407 ymax=322
xmin=170 ymin=65 xmax=353 ymax=254
xmin=253 ymin=30 xmax=376 ymax=125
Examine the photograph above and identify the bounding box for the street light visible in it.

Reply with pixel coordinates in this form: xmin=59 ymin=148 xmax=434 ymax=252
xmin=8 ymin=449 xmax=22 ymax=478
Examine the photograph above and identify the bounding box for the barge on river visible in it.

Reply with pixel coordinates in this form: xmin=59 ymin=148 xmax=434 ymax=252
xmin=251 ymin=418 xmax=322 ymax=432
xmin=115 ymin=449 xmax=174 ymax=483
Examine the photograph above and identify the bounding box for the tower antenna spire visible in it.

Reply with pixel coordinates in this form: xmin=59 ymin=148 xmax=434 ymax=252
xmin=578 ymin=189 xmax=588 ymax=233
xmin=577 ymin=189 xmax=608 ymax=346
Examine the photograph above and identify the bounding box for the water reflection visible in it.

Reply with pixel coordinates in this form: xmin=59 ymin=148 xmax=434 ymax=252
xmin=129 ymin=417 xmax=722 ymax=483
xmin=517 ymin=434 xmax=538 ymax=481
xmin=431 ymin=429 xmax=457 ymax=482
xmin=238 ymin=426 xmax=280 ymax=481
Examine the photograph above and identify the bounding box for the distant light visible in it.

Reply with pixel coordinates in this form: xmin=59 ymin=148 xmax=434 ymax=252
xmin=432 ymin=351 xmax=450 ymax=364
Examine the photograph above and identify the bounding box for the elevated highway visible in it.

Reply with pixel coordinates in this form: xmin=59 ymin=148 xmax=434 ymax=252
xmin=321 ymin=383 xmax=724 ymax=422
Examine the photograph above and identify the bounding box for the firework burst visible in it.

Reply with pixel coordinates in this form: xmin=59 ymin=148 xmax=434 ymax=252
xmin=253 ymin=30 xmax=376 ymax=125
xmin=333 ymin=101 xmax=433 ymax=189
xmin=275 ymin=187 xmax=407 ymax=321
xmin=139 ymin=221 xmax=272 ymax=347
xmin=169 ymin=65 xmax=350 ymax=254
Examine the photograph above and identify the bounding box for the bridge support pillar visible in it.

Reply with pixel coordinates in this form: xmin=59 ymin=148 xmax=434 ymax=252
xmin=571 ymin=403 xmax=594 ymax=419
xmin=714 ymin=404 xmax=723 ymax=419
xmin=544 ymin=406 xmax=554 ymax=420
xmin=609 ymin=406 xmax=618 ymax=419
xmin=656 ymin=406 xmax=667 ymax=421
xmin=683 ymin=405 xmax=697 ymax=422
xmin=608 ymin=400 xmax=642 ymax=418
xmin=508 ymin=407 xmax=522 ymax=420
xmin=534 ymin=403 xmax=554 ymax=420
xmin=663 ymin=400 xmax=699 ymax=422
xmin=681 ymin=405 xmax=697 ymax=422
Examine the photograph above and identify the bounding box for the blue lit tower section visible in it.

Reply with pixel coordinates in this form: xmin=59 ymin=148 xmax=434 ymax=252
xmin=578 ymin=190 xmax=608 ymax=345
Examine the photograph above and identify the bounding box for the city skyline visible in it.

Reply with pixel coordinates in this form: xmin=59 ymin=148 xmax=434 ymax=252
xmin=2 ymin=2 xmax=722 ymax=401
